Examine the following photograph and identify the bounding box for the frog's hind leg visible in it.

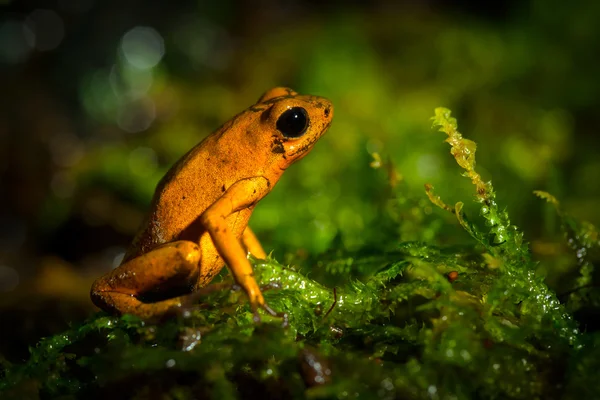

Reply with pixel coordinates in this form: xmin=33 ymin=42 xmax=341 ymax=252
xmin=242 ymin=227 xmax=267 ymax=259
xmin=90 ymin=241 xmax=201 ymax=319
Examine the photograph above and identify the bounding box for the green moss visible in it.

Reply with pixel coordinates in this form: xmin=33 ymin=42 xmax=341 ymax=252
xmin=534 ymin=191 xmax=600 ymax=313
xmin=2 ymin=108 xmax=597 ymax=399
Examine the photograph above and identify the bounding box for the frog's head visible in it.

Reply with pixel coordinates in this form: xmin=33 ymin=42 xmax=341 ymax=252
xmin=254 ymin=87 xmax=334 ymax=168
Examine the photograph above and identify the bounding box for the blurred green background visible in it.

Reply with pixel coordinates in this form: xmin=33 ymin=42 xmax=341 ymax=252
xmin=0 ymin=0 xmax=599 ymax=359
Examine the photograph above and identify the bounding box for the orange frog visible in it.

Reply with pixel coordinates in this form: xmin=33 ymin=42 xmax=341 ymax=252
xmin=91 ymin=87 xmax=333 ymax=320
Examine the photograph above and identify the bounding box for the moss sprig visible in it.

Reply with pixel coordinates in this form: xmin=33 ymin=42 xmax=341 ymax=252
xmin=429 ymin=108 xmax=578 ymax=346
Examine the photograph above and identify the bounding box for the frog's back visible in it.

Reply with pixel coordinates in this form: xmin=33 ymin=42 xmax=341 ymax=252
xmin=124 ymin=116 xmax=261 ymax=261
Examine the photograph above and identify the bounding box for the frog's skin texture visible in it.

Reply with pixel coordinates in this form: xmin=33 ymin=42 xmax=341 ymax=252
xmin=91 ymin=87 xmax=334 ymax=319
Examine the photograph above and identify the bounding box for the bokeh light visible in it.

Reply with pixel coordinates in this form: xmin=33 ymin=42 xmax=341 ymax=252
xmin=117 ymin=98 xmax=156 ymax=133
xmin=120 ymin=26 xmax=165 ymax=70
xmin=172 ymin=17 xmax=233 ymax=70
xmin=0 ymin=19 xmax=34 ymax=64
xmin=26 ymin=9 xmax=64 ymax=51
xmin=128 ymin=146 xmax=158 ymax=177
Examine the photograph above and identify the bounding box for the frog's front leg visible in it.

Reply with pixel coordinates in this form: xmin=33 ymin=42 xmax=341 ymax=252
xmin=200 ymin=176 xmax=282 ymax=319
xmin=90 ymin=241 xmax=201 ymax=318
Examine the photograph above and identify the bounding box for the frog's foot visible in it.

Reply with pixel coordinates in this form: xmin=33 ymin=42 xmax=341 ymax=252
xmin=174 ymin=282 xmax=232 ymax=317
xmin=253 ymin=282 xmax=288 ymax=325
xmin=91 ymin=292 xmax=187 ymax=320
xmin=248 ymin=294 xmax=288 ymax=327
xmin=258 ymin=302 xmax=289 ymax=327
xmin=90 ymin=241 xmax=201 ymax=319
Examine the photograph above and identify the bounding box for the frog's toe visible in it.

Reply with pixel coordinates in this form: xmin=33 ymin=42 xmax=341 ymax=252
xmin=261 ymin=302 xmax=289 ymax=327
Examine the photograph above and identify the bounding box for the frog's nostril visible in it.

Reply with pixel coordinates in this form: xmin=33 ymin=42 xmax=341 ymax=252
xmin=324 ymin=107 xmax=330 ymax=118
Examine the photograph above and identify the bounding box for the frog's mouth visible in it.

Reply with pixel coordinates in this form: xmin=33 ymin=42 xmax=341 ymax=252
xmin=287 ymin=120 xmax=332 ymax=158
xmin=288 ymin=138 xmax=318 ymax=158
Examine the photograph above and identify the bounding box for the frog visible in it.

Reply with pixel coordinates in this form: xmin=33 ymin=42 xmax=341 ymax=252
xmin=91 ymin=87 xmax=334 ymax=320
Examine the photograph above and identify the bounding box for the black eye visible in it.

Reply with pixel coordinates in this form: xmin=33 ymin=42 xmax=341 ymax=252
xmin=276 ymin=107 xmax=309 ymax=138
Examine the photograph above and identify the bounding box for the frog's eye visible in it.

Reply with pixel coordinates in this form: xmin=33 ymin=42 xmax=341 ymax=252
xmin=276 ymin=107 xmax=309 ymax=138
